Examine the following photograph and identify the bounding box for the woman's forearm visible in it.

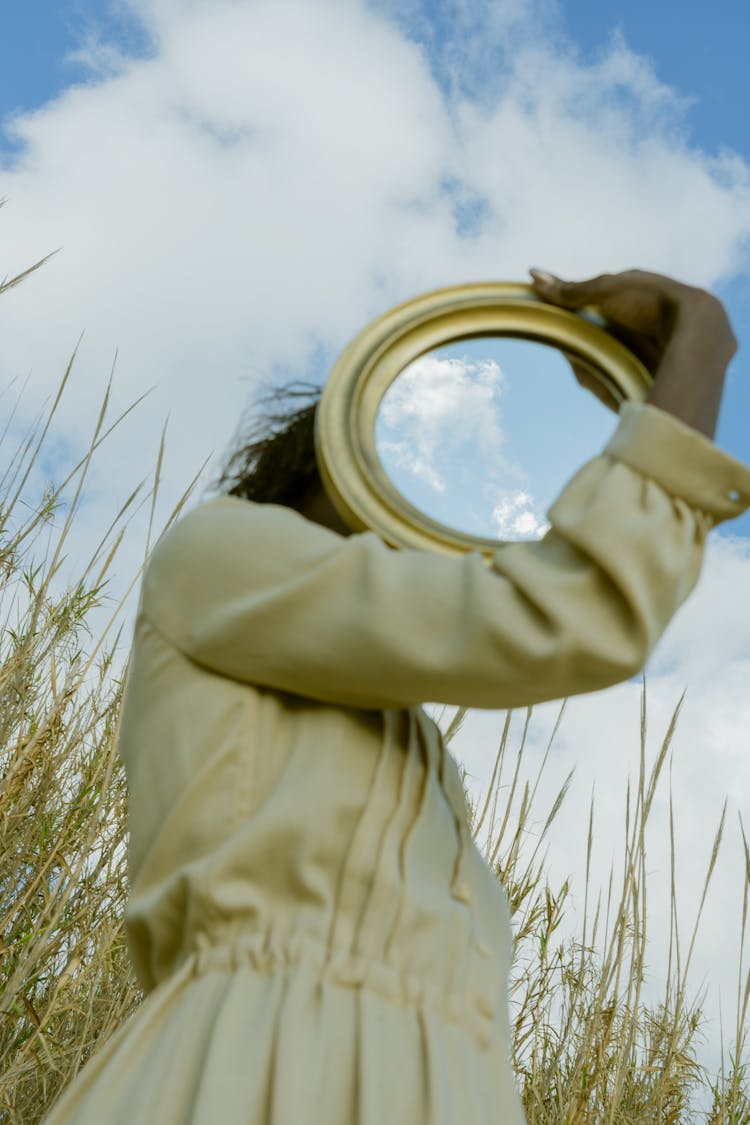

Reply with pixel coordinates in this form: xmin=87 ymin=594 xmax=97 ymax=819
xmin=645 ymin=297 xmax=736 ymax=441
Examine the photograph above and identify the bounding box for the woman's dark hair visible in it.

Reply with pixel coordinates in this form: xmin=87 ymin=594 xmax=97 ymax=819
xmin=214 ymin=379 xmax=324 ymax=510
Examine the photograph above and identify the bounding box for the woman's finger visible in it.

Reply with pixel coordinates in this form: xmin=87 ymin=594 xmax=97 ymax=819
xmin=530 ymin=269 xmax=614 ymax=309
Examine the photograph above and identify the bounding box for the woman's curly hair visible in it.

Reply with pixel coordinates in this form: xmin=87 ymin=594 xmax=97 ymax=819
xmin=214 ymin=378 xmax=324 ymax=510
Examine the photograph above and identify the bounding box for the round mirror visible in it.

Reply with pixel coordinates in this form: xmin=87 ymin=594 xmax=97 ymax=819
xmin=374 ymin=337 xmax=618 ymax=542
xmin=315 ymin=282 xmax=652 ymax=558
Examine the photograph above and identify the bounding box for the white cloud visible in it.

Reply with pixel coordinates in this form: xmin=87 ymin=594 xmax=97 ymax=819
xmin=377 ymin=438 xmax=447 ymax=493
xmin=375 ymin=351 xmax=558 ymax=536
xmin=377 ymin=352 xmax=508 ymax=489
xmin=491 ymin=488 xmax=550 ymax=539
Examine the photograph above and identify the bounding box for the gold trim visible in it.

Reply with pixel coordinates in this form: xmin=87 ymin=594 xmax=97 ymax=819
xmin=315 ymin=282 xmax=652 ymax=557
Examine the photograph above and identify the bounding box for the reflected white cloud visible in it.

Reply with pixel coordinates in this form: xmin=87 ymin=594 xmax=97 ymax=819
xmin=377 ymin=351 xmax=507 ymax=473
xmin=491 ymin=489 xmax=550 ymax=539
xmin=377 ymin=350 xmax=555 ymax=538
xmin=376 ymin=437 xmax=447 ymax=493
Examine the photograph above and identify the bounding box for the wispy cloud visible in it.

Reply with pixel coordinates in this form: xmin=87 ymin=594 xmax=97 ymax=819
xmin=491 ymin=489 xmax=550 ymax=539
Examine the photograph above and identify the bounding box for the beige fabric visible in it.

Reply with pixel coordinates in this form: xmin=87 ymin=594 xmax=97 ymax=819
xmin=44 ymin=403 xmax=750 ymax=1124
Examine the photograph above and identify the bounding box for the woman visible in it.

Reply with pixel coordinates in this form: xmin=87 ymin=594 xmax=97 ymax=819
xmin=44 ymin=269 xmax=750 ymax=1123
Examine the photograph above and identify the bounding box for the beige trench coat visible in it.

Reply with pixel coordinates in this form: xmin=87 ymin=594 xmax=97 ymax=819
xmin=44 ymin=403 xmax=750 ymax=1123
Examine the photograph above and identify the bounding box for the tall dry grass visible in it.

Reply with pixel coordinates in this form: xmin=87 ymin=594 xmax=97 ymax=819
xmin=1 ymin=249 xmax=748 ymax=1122
xmin=439 ymin=694 xmax=750 ymax=1122
xmin=0 ymin=249 xmax=202 ymax=1121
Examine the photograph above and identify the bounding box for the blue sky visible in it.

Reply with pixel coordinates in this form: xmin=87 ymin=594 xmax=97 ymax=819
xmin=563 ymin=0 xmax=749 ymax=157
xmin=2 ymin=0 xmax=748 ymax=534
xmin=2 ymin=0 xmax=749 ymax=1088
xmin=0 ymin=2 xmax=150 ymax=127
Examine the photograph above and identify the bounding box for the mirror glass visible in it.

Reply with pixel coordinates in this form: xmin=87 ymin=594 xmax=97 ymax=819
xmin=374 ymin=337 xmax=620 ymax=542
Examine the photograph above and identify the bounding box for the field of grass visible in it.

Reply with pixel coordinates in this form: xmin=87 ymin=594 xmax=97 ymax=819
xmin=1 ymin=255 xmax=748 ymax=1122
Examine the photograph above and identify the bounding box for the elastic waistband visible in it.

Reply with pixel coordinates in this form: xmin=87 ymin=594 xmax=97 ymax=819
xmin=173 ymin=925 xmax=499 ymax=1049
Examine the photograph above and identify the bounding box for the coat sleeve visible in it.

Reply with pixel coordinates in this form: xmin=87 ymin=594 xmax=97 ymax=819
xmin=139 ymin=402 xmax=750 ymax=710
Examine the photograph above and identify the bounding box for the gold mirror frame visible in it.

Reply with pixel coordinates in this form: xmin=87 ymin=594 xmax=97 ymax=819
xmin=315 ymin=282 xmax=652 ymax=557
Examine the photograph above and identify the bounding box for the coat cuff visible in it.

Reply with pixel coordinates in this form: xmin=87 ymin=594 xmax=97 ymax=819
xmin=604 ymin=402 xmax=750 ymax=526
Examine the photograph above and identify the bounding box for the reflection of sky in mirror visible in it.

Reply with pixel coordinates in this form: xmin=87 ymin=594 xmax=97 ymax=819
xmin=375 ymin=338 xmax=620 ymax=541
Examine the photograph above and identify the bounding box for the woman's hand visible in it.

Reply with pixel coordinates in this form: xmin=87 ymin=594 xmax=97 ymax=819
xmin=529 ymin=267 xmax=738 ymax=419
